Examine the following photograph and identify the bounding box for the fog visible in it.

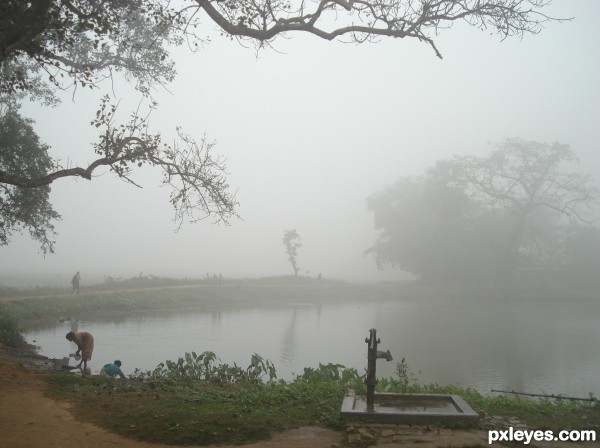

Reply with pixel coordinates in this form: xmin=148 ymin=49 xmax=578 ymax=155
xmin=1 ymin=1 xmax=599 ymax=288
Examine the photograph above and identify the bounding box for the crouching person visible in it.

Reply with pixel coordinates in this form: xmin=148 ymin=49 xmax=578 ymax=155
xmin=100 ymin=360 xmax=126 ymax=379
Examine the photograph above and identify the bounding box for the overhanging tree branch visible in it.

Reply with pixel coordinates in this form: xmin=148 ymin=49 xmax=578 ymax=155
xmin=0 ymin=98 xmax=239 ymax=228
xmin=196 ymin=0 xmax=565 ymax=58
xmin=0 ymin=0 xmax=566 ymax=254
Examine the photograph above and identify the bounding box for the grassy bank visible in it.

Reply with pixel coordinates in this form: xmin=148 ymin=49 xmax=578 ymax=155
xmin=45 ymin=355 xmax=600 ymax=446
xmin=0 ymin=277 xmax=358 ymax=343
xmin=2 ymin=277 xmax=597 ymax=326
xmin=46 ymin=354 xmax=352 ymax=445
xmin=0 ymin=277 xmax=374 ymax=326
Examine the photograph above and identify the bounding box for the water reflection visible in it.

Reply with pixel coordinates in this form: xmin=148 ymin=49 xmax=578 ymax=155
xmin=280 ymin=308 xmax=297 ymax=367
xmin=25 ymin=297 xmax=600 ymax=397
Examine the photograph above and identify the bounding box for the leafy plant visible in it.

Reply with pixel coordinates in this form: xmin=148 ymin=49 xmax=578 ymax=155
xmin=246 ymin=353 xmax=277 ymax=382
xmin=131 ymin=351 xmax=278 ymax=385
xmin=295 ymin=362 xmax=365 ymax=392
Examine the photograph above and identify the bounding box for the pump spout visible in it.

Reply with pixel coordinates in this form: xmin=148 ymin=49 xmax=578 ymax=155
xmin=376 ymin=350 xmax=393 ymax=362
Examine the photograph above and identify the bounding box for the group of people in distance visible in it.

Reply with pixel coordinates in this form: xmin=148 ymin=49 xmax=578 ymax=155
xmin=65 ymin=331 xmax=125 ymax=379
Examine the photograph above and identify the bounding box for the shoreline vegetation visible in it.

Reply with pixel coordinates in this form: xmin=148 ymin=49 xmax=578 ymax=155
xmin=1 ymin=276 xmax=599 ymax=446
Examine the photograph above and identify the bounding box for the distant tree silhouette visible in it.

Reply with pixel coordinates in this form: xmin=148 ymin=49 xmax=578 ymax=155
xmin=367 ymin=139 xmax=600 ymax=286
xmin=448 ymin=138 xmax=599 ymax=284
xmin=283 ymin=229 xmax=302 ymax=277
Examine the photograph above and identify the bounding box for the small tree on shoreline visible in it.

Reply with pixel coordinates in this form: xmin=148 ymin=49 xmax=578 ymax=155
xmin=283 ymin=229 xmax=302 ymax=277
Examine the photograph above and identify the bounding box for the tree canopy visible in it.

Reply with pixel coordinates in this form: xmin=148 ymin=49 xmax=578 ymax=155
xmin=448 ymin=138 xmax=599 ymax=282
xmin=367 ymin=139 xmax=600 ymax=286
xmin=0 ymin=0 xmax=184 ymax=102
xmin=0 ymin=0 xmax=562 ymax=253
xmin=0 ymin=108 xmax=59 ymax=252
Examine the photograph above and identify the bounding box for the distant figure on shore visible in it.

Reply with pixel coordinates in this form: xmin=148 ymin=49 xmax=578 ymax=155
xmin=71 ymin=271 xmax=80 ymax=295
xmin=66 ymin=331 xmax=94 ymax=373
xmin=100 ymin=360 xmax=126 ymax=379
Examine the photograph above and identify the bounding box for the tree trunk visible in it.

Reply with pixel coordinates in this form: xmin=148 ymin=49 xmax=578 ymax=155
xmin=496 ymin=209 xmax=528 ymax=287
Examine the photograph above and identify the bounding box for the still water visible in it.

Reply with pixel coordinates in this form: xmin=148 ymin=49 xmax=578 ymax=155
xmin=25 ymin=296 xmax=600 ymax=397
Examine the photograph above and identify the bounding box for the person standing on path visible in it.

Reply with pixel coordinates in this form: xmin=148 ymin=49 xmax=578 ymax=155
xmin=71 ymin=271 xmax=80 ymax=295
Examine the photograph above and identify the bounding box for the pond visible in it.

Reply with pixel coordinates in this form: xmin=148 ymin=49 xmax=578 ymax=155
xmin=25 ymin=295 xmax=600 ymax=398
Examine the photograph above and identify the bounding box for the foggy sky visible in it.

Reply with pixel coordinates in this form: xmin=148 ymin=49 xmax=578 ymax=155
xmin=1 ymin=1 xmax=599 ymax=287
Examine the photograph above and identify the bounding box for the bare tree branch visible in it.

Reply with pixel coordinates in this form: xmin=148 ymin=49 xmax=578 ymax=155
xmin=0 ymin=96 xmax=239 ymax=227
xmin=196 ymin=0 xmax=564 ymax=58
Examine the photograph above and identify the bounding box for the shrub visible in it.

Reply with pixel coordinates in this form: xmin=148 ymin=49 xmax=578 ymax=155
xmin=0 ymin=306 xmax=26 ymax=347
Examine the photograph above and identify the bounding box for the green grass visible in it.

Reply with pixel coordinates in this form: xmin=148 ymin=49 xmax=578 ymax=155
xmin=46 ymin=368 xmax=347 ymax=445
xmin=43 ymin=355 xmax=600 ymax=446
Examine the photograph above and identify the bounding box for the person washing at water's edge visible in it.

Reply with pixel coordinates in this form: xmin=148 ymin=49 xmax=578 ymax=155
xmin=100 ymin=360 xmax=126 ymax=379
xmin=66 ymin=331 xmax=94 ymax=373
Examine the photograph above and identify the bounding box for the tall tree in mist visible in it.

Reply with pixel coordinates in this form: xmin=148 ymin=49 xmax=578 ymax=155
xmin=0 ymin=0 xmax=563 ymax=252
xmin=366 ymin=171 xmax=506 ymax=282
xmin=367 ymin=139 xmax=599 ymax=285
xmin=283 ymin=229 xmax=302 ymax=277
xmin=448 ymin=138 xmax=599 ymax=284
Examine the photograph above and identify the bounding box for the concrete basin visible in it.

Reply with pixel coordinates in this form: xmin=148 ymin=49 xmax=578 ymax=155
xmin=341 ymin=390 xmax=480 ymax=425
